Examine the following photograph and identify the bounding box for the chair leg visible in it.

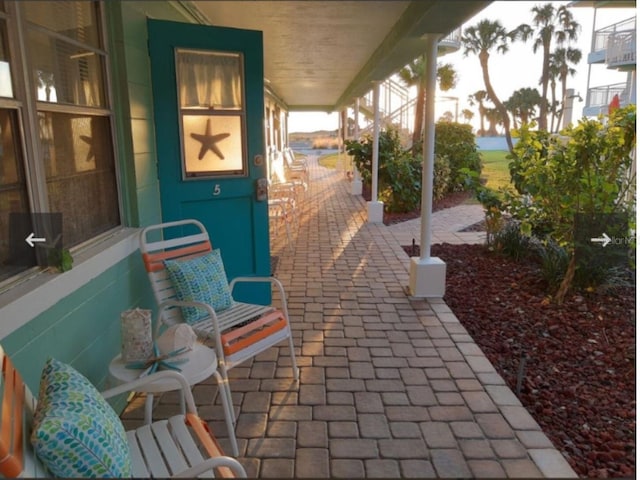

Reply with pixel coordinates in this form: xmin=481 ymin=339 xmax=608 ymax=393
xmin=213 ymin=370 xmax=238 ymax=456
xmin=144 ymin=394 xmax=154 ymax=424
xmin=287 ymin=333 xmax=299 ymax=381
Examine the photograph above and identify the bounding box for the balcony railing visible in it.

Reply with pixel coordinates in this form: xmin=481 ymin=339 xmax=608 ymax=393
xmin=583 ymin=82 xmax=629 ymax=116
xmin=590 ymin=16 xmax=636 ymax=68
xmin=438 ymin=28 xmax=461 ymax=54
xmin=606 ymin=29 xmax=636 ymax=68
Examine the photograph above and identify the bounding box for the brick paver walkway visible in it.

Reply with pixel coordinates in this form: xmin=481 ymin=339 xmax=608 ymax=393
xmin=121 ymin=157 xmax=576 ymax=478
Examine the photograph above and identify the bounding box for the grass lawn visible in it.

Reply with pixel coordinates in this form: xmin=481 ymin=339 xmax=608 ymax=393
xmin=318 ymin=152 xmax=353 ymax=171
xmin=480 ymin=150 xmax=511 ymax=190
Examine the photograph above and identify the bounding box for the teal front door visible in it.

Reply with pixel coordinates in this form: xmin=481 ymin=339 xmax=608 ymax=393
xmin=148 ymin=19 xmax=270 ymax=304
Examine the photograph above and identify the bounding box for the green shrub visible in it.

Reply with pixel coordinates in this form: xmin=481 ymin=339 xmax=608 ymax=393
xmin=505 ymin=106 xmax=636 ymax=301
xmin=379 ymin=154 xmax=422 ymax=212
xmin=536 ymin=240 xmax=570 ymax=292
xmin=405 ymin=121 xmax=482 ymax=194
xmin=493 ymin=221 xmax=532 ymax=261
xmin=346 ymin=126 xmax=424 ymax=213
xmin=433 ymin=155 xmax=451 ymax=202
xmin=346 ymin=124 xmax=476 ymax=214
xmin=535 ymin=239 xmax=631 ymax=293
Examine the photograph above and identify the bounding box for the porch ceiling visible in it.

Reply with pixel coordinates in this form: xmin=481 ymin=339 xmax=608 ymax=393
xmin=189 ymin=1 xmax=491 ymax=111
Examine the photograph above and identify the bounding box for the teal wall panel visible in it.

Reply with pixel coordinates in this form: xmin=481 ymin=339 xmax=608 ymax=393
xmin=129 ymin=83 xmax=153 ymax=120
xmin=136 ymin=183 xmax=163 ymax=227
xmin=134 ymin=152 xmax=157 ymax=189
xmin=3 ymin=252 xmax=154 ymax=411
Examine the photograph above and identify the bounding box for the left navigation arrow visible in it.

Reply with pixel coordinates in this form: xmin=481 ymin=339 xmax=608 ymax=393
xmin=25 ymin=232 xmax=46 ymax=248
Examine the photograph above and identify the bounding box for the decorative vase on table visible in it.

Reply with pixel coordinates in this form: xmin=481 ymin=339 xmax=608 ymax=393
xmin=120 ymin=308 xmax=153 ymax=362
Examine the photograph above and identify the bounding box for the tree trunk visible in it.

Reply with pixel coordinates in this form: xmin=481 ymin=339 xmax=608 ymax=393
xmin=539 ymin=41 xmax=551 ymax=131
xmin=412 ymin=79 xmax=425 ymax=152
xmin=554 ymin=251 xmax=576 ymax=304
xmin=478 ymin=103 xmax=486 ymax=136
xmin=555 ymin=74 xmax=568 ymax=131
xmin=549 ymin=77 xmax=557 ymax=133
xmin=479 ymin=51 xmax=513 ymax=152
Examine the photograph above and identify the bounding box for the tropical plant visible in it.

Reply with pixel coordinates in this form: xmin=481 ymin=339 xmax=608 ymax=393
xmin=462 ymin=19 xmax=514 ymax=151
xmin=506 ymin=105 xmax=636 ymax=302
xmin=512 ymin=3 xmax=580 ymax=132
xmin=504 ymin=87 xmax=541 ymax=130
xmin=346 ymin=122 xmax=480 ymax=213
xmin=346 ymin=127 xmax=421 ymax=212
xmin=461 ymin=108 xmax=474 ymax=124
xmin=467 ymin=90 xmax=488 ymax=136
xmin=549 ymin=47 xmax=582 ymax=131
xmin=493 ymin=221 xmax=532 ymax=261
xmin=484 ymin=108 xmax=502 ymax=136
xmin=439 ymin=111 xmax=454 ymax=123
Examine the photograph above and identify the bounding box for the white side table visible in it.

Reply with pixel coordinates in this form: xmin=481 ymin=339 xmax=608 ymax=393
xmin=109 ymin=342 xmax=217 ymax=424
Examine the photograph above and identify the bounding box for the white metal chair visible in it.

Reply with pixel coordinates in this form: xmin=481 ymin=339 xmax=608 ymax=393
xmin=269 ymin=196 xmax=295 ymax=251
xmin=139 ymin=219 xmax=299 ymax=447
xmin=0 ymin=345 xmax=247 ymax=478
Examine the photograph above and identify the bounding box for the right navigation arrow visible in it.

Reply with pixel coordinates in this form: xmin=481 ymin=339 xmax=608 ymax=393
xmin=590 ymin=232 xmax=611 ymax=248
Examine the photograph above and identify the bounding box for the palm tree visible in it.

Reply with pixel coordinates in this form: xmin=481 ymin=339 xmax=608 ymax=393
xmin=467 ymin=90 xmax=488 ymax=136
xmin=551 ymin=47 xmax=582 ymax=131
xmin=484 ymin=108 xmax=502 ymax=136
xmin=399 ymin=59 xmax=457 ymax=150
xmin=462 ymin=19 xmax=514 ymax=151
xmin=461 ymin=108 xmax=474 ymax=124
xmin=504 ymin=87 xmax=541 ymax=130
xmin=513 ymin=3 xmax=580 ymax=131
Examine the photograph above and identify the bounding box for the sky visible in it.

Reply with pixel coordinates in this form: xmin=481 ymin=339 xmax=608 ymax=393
xmin=289 ymin=1 xmax=636 ymax=133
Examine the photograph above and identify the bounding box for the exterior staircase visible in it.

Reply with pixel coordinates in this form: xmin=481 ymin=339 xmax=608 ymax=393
xmin=354 ymin=28 xmax=461 ymax=144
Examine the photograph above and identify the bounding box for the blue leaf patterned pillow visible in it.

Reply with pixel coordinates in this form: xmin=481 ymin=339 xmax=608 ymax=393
xmin=31 ymin=358 xmax=132 ymax=478
xmin=164 ymin=249 xmax=234 ymax=324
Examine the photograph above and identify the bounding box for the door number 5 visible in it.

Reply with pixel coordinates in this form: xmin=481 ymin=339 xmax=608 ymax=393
xmin=212 ymin=184 xmax=221 ymax=196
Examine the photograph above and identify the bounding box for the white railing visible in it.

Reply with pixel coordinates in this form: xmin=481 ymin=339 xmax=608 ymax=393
xmin=438 ymin=28 xmax=462 ymax=52
xmin=354 ymin=28 xmax=462 ymax=139
xmin=606 ymin=29 xmax=636 ymax=67
xmin=592 ymin=16 xmax=636 ymax=52
xmin=358 ymin=97 xmax=417 ymax=143
xmin=586 ymin=82 xmax=628 ymax=110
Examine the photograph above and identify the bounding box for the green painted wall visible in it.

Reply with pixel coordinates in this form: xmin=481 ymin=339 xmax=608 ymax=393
xmin=2 ymin=1 xmax=204 ymax=410
xmin=3 ymin=252 xmax=153 ymax=410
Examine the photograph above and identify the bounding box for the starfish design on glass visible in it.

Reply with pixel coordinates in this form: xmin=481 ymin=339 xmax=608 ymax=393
xmin=79 ymin=135 xmax=95 ymax=162
xmin=190 ymin=118 xmax=230 ymax=160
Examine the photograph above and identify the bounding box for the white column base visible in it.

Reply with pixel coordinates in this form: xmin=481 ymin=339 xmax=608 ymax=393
xmin=351 ymin=179 xmax=363 ymax=196
xmin=408 ymin=256 xmax=446 ymax=298
xmin=367 ymin=201 xmax=384 ymax=224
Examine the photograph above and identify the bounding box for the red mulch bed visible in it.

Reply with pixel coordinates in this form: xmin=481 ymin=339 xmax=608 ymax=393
xmin=360 ymin=183 xmax=472 ymax=225
xmin=404 ymin=243 xmax=636 ymax=478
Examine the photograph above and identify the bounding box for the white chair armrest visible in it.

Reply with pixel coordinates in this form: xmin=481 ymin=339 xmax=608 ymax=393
xmin=101 ymin=370 xmax=198 ymax=414
xmin=229 ymin=276 xmax=288 ymax=314
xmin=172 ymin=456 xmax=247 ymax=478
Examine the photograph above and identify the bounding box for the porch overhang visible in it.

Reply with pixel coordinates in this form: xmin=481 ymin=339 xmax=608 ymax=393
xmin=186 ymin=1 xmax=491 ymax=112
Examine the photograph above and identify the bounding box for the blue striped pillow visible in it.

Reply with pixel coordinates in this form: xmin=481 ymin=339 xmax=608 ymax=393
xmin=164 ymin=249 xmax=234 ymax=324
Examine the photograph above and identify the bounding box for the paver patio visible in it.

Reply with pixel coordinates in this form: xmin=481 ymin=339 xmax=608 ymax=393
xmin=120 ymin=156 xmax=577 ymax=478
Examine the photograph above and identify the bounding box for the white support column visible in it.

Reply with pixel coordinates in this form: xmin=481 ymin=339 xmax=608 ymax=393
xmin=409 ymin=37 xmax=446 ymax=297
xmin=352 ymin=99 xmax=363 ymax=195
xmin=562 ymin=88 xmax=576 ymax=130
xmin=368 ymin=81 xmax=384 ymax=223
